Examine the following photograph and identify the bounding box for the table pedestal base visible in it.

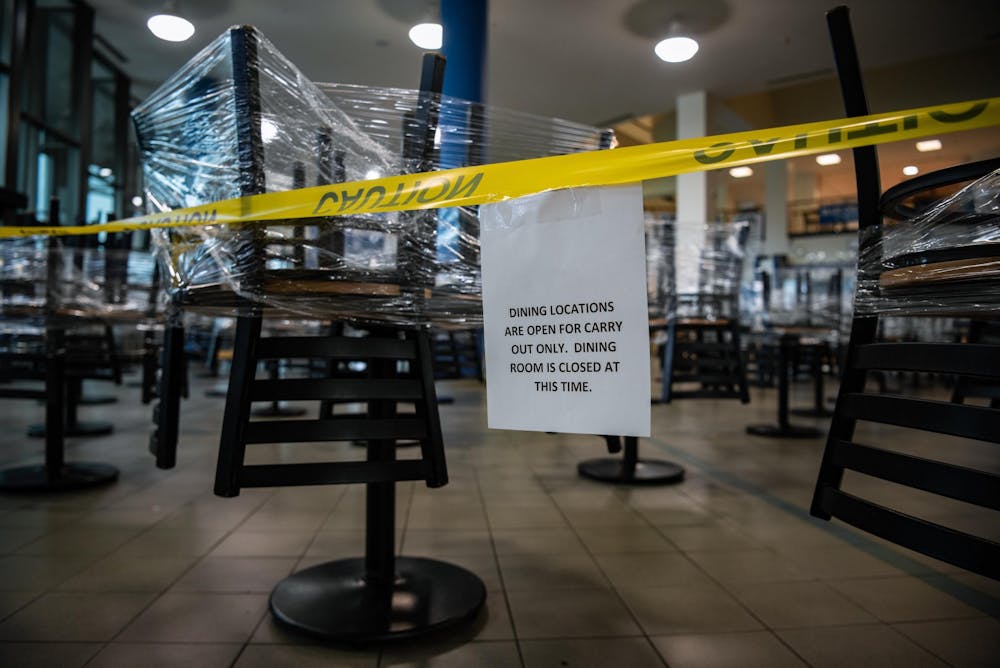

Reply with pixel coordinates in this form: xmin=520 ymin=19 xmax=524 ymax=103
xmin=270 ymin=556 xmax=486 ymax=644
xmin=0 ymin=462 xmax=119 ymax=492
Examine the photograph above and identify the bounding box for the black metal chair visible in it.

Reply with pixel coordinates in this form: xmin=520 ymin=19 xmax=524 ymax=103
xmin=136 ymin=26 xmax=486 ymax=641
xmin=809 ymin=6 xmax=1000 ymax=580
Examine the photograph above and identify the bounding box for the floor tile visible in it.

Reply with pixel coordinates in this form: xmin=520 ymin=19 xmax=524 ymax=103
xmin=894 ymin=617 xmax=1000 ymax=667
xmin=651 ymin=631 xmax=807 ymax=667
xmin=830 ymin=575 xmax=986 ymax=622
xmin=0 ymin=528 xmax=47 ymax=554
xmin=210 ymin=530 xmax=314 ymax=557
xmin=486 ymin=506 xmax=567 ymax=529
xmin=498 ymin=553 xmax=609 ymax=591
xmin=402 ymin=529 xmax=494 ymax=556
xmin=660 ymin=524 xmax=762 ymax=551
xmin=595 ymin=552 xmax=713 ymax=589
xmin=115 ymin=528 xmax=228 ymax=557
xmin=777 ymin=545 xmax=910 ymax=580
xmin=686 ymin=549 xmax=810 ymax=584
xmin=508 ymin=587 xmax=641 ymax=639
xmin=491 ymin=527 xmax=586 ymax=556
xmin=778 ymin=624 xmax=947 ymax=667
xmin=170 ymin=557 xmax=297 ymax=593
xmin=56 ymin=555 xmax=195 ymax=593
xmin=0 ymin=642 xmax=101 ymax=668
xmin=731 ymin=580 xmax=878 ymax=628
xmin=0 ymin=591 xmax=153 ymax=641
xmin=574 ymin=525 xmax=676 ymax=554
xmin=619 ymin=583 xmax=763 ymax=635
xmin=15 ymin=528 xmax=139 ymax=556
xmin=0 ymin=590 xmax=38 ymax=620
xmin=521 ymin=637 xmax=665 ymax=668
xmin=234 ymin=643 xmax=378 ymax=667
xmin=304 ymin=530 xmax=368 ymax=558
xmin=87 ymin=642 xmax=242 ymax=668
xmin=382 ymin=640 xmax=520 ymax=667
xmin=117 ymin=592 xmax=268 ymax=642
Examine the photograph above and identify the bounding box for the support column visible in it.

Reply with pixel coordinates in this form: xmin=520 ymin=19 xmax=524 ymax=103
xmin=764 ymin=160 xmax=790 ymax=256
xmin=675 ymin=91 xmax=708 ymax=295
xmin=441 ymin=0 xmax=487 ymax=104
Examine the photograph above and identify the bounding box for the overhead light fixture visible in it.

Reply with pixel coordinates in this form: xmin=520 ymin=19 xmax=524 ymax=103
xmin=816 ymin=153 xmax=841 ymax=166
xmin=916 ymin=139 xmax=942 ymax=152
xmin=98 ymin=167 xmax=113 ymax=178
xmin=729 ymin=166 xmax=753 ymax=178
xmin=131 ymin=196 xmax=144 ymax=207
xmin=147 ymin=2 xmax=194 ymax=43
xmin=409 ymin=22 xmax=442 ymax=50
xmin=902 ymin=165 xmax=919 ymax=176
xmin=655 ymin=35 xmax=699 ymax=63
xmin=654 ymin=18 xmax=699 ymax=63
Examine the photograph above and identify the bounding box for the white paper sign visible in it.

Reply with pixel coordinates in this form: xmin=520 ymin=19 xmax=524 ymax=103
xmin=480 ymin=184 xmax=651 ymax=436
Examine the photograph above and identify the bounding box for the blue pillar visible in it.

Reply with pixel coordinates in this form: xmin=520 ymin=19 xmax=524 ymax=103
xmin=436 ymin=0 xmax=488 ymax=268
xmin=440 ymin=0 xmax=488 ymax=104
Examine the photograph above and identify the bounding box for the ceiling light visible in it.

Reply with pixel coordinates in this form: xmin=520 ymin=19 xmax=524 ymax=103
xmin=98 ymin=167 xmax=112 ymax=178
xmin=916 ymin=139 xmax=942 ymax=152
xmin=816 ymin=153 xmax=841 ymax=166
xmin=147 ymin=13 xmax=195 ymax=42
xmin=654 ymin=36 xmax=699 ymax=63
xmin=729 ymin=166 xmax=753 ymax=178
xmin=902 ymin=165 xmax=919 ymax=176
xmin=131 ymin=196 xmax=144 ymax=207
xmin=409 ymin=23 xmax=442 ymax=50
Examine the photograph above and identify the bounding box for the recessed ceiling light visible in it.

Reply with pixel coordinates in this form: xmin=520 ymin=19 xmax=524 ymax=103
xmin=147 ymin=14 xmax=194 ymax=42
xmin=816 ymin=153 xmax=841 ymax=166
xmin=916 ymin=139 xmax=942 ymax=152
xmin=729 ymin=166 xmax=753 ymax=178
xmin=902 ymin=165 xmax=919 ymax=176
xmin=654 ymin=36 xmax=699 ymax=63
xmin=409 ymin=23 xmax=442 ymax=50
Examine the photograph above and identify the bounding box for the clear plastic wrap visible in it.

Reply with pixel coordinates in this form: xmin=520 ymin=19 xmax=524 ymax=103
xmin=760 ymin=263 xmax=854 ymax=333
xmin=644 ymin=216 xmax=750 ymax=323
xmin=132 ymin=26 xmax=611 ymax=327
xmin=856 ymin=168 xmax=1000 ymax=316
xmin=0 ymin=236 xmax=162 ymax=327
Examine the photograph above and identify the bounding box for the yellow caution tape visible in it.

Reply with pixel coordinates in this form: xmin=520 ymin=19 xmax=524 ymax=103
xmin=2 ymin=97 xmax=998 ymax=239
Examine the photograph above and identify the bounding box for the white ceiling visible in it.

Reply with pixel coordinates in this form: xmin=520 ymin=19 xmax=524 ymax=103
xmin=89 ymin=0 xmax=1000 ymax=126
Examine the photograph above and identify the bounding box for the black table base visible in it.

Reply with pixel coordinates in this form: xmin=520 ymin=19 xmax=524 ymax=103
xmin=0 ymin=462 xmax=119 ymax=492
xmin=28 ymin=421 xmax=114 ymax=438
xmin=270 ymin=556 xmax=486 ymax=644
xmin=578 ymin=457 xmax=685 ymax=485
xmin=747 ymin=334 xmax=826 ymax=439
xmin=577 ymin=436 xmax=685 ymax=486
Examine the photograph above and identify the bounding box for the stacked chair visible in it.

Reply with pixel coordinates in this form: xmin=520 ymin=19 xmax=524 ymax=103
xmin=810 ymin=6 xmax=1000 ymax=580
xmin=133 ymin=25 xmax=614 ymax=641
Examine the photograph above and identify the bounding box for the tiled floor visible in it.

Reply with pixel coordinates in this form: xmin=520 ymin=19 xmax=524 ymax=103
xmin=0 ymin=371 xmax=997 ymax=667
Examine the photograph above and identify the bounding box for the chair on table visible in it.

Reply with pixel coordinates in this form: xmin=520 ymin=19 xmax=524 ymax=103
xmin=134 ymin=26 xmax=487 ymax=642
xmin=809 ymin=6 xmax=1000 ymax=580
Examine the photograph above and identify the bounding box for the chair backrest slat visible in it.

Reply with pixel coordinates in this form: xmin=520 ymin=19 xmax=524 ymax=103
xmin=831 ymin=440 xmax=1000 ymax=510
